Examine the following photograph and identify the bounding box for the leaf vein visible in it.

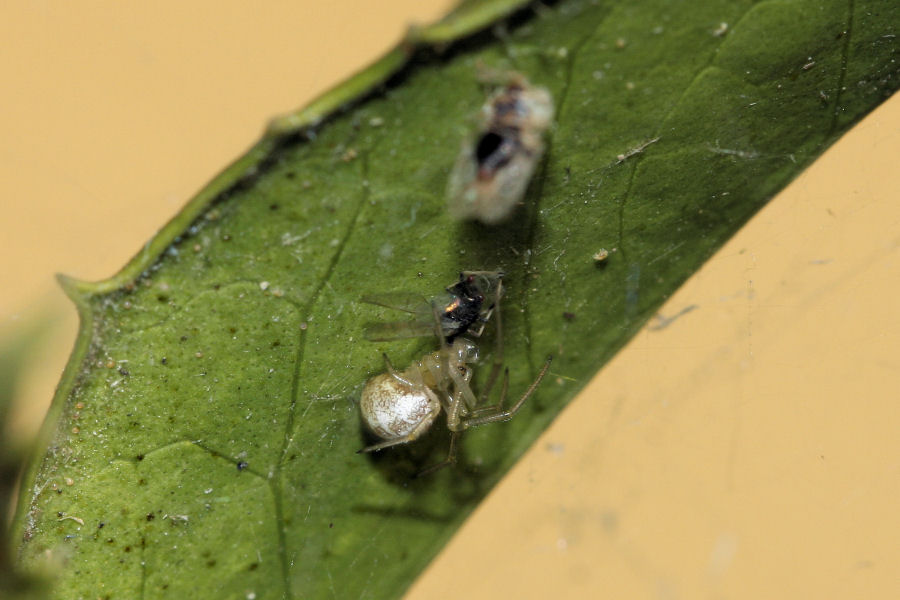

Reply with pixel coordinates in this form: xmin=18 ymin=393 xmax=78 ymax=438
xmin=828 ymin=0 xmax=856 ymax=137
xmin=615 ymin=2 xmax=757 ymax=254
xmin=273 ymin=153 xmax=372 ymax=599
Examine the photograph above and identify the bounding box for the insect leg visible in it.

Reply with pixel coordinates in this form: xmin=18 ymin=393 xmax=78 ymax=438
xmin=478 ymin=275 xmax=505 ymax=403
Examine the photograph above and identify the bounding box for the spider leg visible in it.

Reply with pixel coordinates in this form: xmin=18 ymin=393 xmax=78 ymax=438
xmin=413 ymin=430 xmax=461 ymax=478
xmin=461 ymin=356 xmax=552 ymax=429
xmin=383 ymin=353 xmax=417 ymax=387
xmin=469 ymin=367 xmax=510 ymax=416
xmin=448 ymin=363 xmax=478 ymax=415
xmin=443 ymin=374 xmax=475 ymax=430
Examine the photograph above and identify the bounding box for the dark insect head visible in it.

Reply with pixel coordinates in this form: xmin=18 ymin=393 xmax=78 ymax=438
xmin=474 ymin=129 xmax=521 ymax=181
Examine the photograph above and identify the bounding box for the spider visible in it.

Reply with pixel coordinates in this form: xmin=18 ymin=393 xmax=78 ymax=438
xmin=358 ymin=275 xmax=551 ymax=475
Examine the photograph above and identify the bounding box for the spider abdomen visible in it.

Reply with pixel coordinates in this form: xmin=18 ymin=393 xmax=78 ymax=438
xmin=360 ymin=372 xmax=440 ymax=440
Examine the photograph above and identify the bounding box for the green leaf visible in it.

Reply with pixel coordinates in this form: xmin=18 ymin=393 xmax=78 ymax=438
xmin=1 ymin=318 xmax=54 ymax=599
xmin=13 ymin=0 xmax=897 ymax=598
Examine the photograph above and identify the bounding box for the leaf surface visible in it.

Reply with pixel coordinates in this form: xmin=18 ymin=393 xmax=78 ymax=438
xmin=13 ymin=1 xmax=897 ymax=598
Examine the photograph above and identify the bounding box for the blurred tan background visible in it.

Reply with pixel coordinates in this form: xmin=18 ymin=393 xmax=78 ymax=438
xmin=2 ymin=2 xmax=897 ymax=598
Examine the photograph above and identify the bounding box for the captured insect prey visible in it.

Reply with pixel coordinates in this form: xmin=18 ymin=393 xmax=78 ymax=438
xmin=358 ymin=272 xmax=552 ymax=475
xmin=447 ymin=72 xmax=554 ymax=224
xmin=361 ymin=271 xmax=504 ymax=343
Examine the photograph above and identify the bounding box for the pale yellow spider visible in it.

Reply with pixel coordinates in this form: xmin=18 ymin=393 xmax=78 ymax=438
xmin=358 ymin=277 xmax=551 ymax=475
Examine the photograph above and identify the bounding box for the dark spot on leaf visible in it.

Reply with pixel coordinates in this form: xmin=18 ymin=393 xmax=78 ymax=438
xmin=563 ymin=312 xmax=576 ymax=321
xmin=138 ymin=479 xmax=146 ymax=485
xmin=124 ymin=546 xmax=131 ymax=552
xmin=329 ymin=523 xmax=334 ymax=529
xmin=248 ymin=563 xmax=259 ymax=571
xmin=98 ymin=522 xmax=105 ymax=529
xmin=207 ymin=559 xmax=217 ymax=567
xmin=157 ymin=294 xmax=169 ymax=302
xmin=180 ymin=335 xmax=188 ymax=342
xmin=269 ymin=203 xmax=279 ymax=210
xmin=136 ymin=454 xmax=144 ymax=461
xmin=146 ymin=513 xmax=155 ymax=521
xmin=106 ymin=538 xmax=114 ymax=544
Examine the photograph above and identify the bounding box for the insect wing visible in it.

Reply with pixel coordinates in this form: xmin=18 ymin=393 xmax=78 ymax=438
xmin=361 ymin=291 xmax=446 ymax=341
xmin=363 ymin=320 xmax=440 ymax=342
xmin=360 ymin=292 xmax=429 ymax=315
